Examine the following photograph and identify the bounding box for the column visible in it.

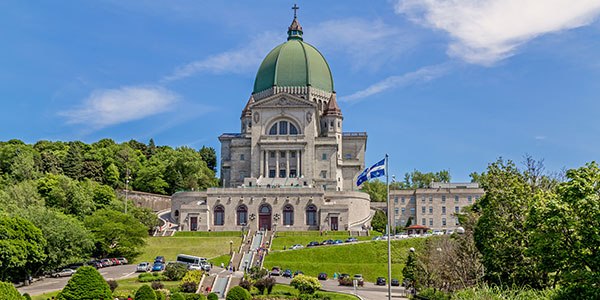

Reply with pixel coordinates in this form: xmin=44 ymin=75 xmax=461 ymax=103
xmin=299 ymin=150 xmax=302 ymax=177
xmin=276 ymin=151 xmax=279 ymax=178
xmin=259 ymin=150 xmax=263 ymax=177
xmin=296 ymin=150 xmax=300 ymax=177
xmin=265 ymin=151 xmax=270 ymax=178
xmin=286 ymin=150 xmax=290 ymax=178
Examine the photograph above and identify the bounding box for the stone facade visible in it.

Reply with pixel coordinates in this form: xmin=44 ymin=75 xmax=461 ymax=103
xmin=116 ymin=189 xmax=171 ymax=211
xmin=370 ymin=182 xmax=484 ymax=232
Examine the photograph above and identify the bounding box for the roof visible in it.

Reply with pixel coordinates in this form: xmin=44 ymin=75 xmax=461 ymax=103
xmin=219 ymin=133 xmax=243 ymax=139
xmin=323 ymin=92 xmax=342 ymax=117
xmin=405 ymin=225 xmax=430 ymax=230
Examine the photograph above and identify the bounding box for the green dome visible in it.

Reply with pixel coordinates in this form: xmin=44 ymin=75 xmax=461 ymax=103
xmin=253 ymin=39 xmax=334 ymax=94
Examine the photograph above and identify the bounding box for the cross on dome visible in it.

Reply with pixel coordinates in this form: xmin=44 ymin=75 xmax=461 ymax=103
xmin=292 ymin=4 xmax=299 ymax=18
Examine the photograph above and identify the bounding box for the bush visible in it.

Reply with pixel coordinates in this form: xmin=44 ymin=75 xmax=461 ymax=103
xmin=183 ymin=294 xmax=207 ymax=300
xmin=134 ymin=285 xmax=157 ymax=300
xmin=164 ymin=263 xmax=188 ymax=281
xmin=23 ymin=293 xmax=32 ymax=300
xmin=290 ymin=275 xmax=321 ymax=295
xmin=239 ymin=279 xmax=251 ymax=291
xmin=170 ymin=293 xmax=185 ymax=300
xmin=181 ymin=270 xmax=203 ymax=284
xmin=55 ymin=266 xmax=112 ymax=300
xmin=225 ymin=286 xmax=251 ymax=300
xmin=107 ymin=280 xmax=118 ymax=292
xmin=247 ymin=266 xmax=267 ymax=280
xmin=180 ymin=281 xmax=197 ymax=293
xmin=207 ymin=293 xmax=218 ymax=300
xmin=0 ymin=281 xmax=24 ymax=300
xmin=253 ymin=277 xmax=276 ymax=295
xmin=418 ymin=288 xmax=450 ymax=300
xmin=151 ymin=281 xmax=164 ymax=290
xmin=154 ymin=290 xmax=165 ymax=300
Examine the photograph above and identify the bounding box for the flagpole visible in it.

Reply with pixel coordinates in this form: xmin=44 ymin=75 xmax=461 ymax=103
xmin=386 ymin=153 xmax=391 ymax=300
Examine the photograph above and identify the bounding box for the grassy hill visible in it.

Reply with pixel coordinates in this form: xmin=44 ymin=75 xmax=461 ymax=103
xmin=270 ymin=231 xmax=376 ymax=251
xmin=264 ymin=239 xmax=424 ymax=283
xmin=135 ymin=235 xmax=242 ymax=263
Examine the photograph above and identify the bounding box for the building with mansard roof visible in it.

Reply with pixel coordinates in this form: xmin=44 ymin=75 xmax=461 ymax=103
xmin=170 ymin=14 xmax=373 ymax=232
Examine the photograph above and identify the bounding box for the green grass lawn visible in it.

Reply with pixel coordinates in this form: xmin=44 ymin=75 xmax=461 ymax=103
xmin=264 ymin=239 xmax=425 ymax=283
xmin=252 ymin=283 xmax=359 ymax=300
xmin=174 ymin=231 xmax=246 ymax=237
xmin=112 ymin=277 xmax=182 ymax=297
xmin=31 ymin=290 xmax=60 ymax=300
xmin=135 ymin=236 xmax=242 ymax=264
xmin=270 ymin=233 xmax=373 ymax=251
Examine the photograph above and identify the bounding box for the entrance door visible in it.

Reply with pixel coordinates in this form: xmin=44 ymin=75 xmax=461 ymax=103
xmin=190 ymin=217 xmax=198 ymax=231
xmin=330 ymin=216 xmax=338 ymax=231
xmin=258 ymin=204 xmax=272 ymax=231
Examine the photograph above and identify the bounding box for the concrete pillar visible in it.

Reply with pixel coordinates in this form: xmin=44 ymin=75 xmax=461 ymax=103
xmin=296 ymin=150 xmax=300 ymax=177
xmin=286 ymin=150 xmax=290 ymax=178
xmin=276 ymin=151 xmax=280 ymax=178
xmin=299 ymin=150 xmax=302 ymax=177
xmin=265 ymin=151 xmax=269 ymax=178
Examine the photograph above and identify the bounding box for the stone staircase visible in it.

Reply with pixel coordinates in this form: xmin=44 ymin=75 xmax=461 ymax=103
xmin=199 ymin=274 xmax=216 ymax=294
xmin=232 ymin=230 xmax=253 ymax=269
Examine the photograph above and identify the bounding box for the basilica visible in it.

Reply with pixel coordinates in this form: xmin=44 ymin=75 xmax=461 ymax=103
xmin=170 ymin=14 xmax=373 ymax=232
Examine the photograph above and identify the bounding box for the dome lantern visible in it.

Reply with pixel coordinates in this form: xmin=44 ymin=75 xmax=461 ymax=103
xmin=287 ymin=4 xmax=303 ymax=41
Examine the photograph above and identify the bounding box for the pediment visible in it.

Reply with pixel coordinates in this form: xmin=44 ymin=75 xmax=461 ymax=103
xmin=251 ymin=93 xmax=316 ymax=109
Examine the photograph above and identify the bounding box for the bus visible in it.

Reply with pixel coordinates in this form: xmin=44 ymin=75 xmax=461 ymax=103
xmin=176 ymin=254 xmax=206 ymax=266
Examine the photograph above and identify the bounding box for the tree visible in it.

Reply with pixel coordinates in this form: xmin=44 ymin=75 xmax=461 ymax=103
xmin=103 ymin=163 xmax=120 ymax=188
xmin=39 ymin=152 xmax=62 ymax=175
xmin=55 ymin=266 xmax=112 ymax=300
xmin=290 ymin=275 xmax=321 ymax=295
xmin=37 ymin=174 xmax=95 ymax=217
xmin=147 ymin=139 xmax=157 ymax=159
xmin=81 ymin=161 xmax=103 ymax=182
xmin=370 ymin=210 xmax=387 ymax=233
xmin=134 ymin=284 xmax=157 ymax=300
xmin=402 ymin=251 xmax=421 ymax=288
xmin=0 ymin=281 xmax=24 ymax=300
xmin=199 ymin=146 xmax=217 ymax=172
xmin=17 ymin=206 xmax=93 ymax=273
xmin=9 ymin=147 xmax=37 ymax=181
xmin=0 ymin=216 xmax=46 ymax=282
xmin=225 ymin=286 xmax=251 ymax=300
xmin=163 ymin=262 xmax=188 ymax=280
xmin=402 ymin=169 xmax=451 ymax=189
xmin=405 ymin=216 xmax=413 ymax=227
xmin=62 ymin=143 xmax=83 ymax=180
xmin=0 ymin=180 xmax=44 ymax=211
xmin=84 ymin=209 xmax=147 ymax=260
xmin=131 ymin=206 xmax=159 ymax=232
xmin=92 ymin=184 xmax=116 ymax=208
xmin=360 ymin=179 xmax=387 ymax=202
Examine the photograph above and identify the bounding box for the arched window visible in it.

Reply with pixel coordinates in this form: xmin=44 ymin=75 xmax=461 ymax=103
xmin=214 ymin=205 xmax=224 ymax=226
xmin=174 ymin=210 xmax=179 ymax=217
xmin=237 ymin=205 xmax=247 ymax=225
xmin=267 ymin=120 xmax=300 ymax=135
xmin=269 ymin=124 xmax=277 ymax=135
xmin=279 ymin=121 xmax=288 ymax=135
xmin=306 ymin=205 xmax=317 ymax=226
xmin=290 ymin=123 xmax=298 ymax=135
xmin=283 ymin=205 xmax=294 ymax=226
xmin=260 ymin=205 xmax=271 ymax=214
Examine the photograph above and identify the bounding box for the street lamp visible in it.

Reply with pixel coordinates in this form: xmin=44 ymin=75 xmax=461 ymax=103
xmin=229 ymin=240 xmax=233 ymax=255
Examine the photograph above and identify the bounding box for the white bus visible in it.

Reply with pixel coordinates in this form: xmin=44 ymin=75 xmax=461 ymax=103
xmin=176 ymin=254 xmax=207 ymax=266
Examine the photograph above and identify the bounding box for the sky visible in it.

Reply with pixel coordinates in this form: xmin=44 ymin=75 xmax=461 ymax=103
xmin=2 ymin=0 xmax=600 ymax=182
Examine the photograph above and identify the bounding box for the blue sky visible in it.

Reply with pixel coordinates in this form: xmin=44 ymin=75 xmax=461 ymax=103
xmin=2 ymin=0 xmax=600 ymax=181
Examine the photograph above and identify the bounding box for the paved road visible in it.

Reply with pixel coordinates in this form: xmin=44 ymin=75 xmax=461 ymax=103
xmin=273 ymin=276 xmax=408 ymax=300
xmin=17 ymin=264 xmax=137 ymax=296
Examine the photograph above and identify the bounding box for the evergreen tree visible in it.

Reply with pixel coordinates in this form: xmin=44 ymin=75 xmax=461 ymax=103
xmin=62 ymin=143 xmax=83 ymax=180
xmin=39 ymin=152 xmax=62 ymax=175
xmin=0 ymin=281 xmax=24 ymax=300
xmin=134 ymin=285 xmax=156 ymax=300
xmin=147 ymin=139 xmax=156 ymax=159
xmin=56 ymin=266 xmax=112 ymax=300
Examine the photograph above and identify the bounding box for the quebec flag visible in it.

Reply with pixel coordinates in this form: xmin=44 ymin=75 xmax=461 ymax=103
xmin=356 ymin=158 xmax=385 ymax=186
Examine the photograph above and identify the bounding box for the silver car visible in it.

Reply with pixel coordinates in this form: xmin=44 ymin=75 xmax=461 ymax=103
xmin=136 ymin=262 xmax=151 ymax=272
xmin=53 ymin=269 xmax=75 ymax=278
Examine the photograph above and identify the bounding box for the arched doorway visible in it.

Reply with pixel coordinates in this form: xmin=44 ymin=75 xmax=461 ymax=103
xmin=258 ymin=204 xmax=272 ymax=231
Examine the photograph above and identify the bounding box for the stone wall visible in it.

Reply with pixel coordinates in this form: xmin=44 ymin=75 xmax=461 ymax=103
xmin=116 ymin=190 xmax=171 ymax=212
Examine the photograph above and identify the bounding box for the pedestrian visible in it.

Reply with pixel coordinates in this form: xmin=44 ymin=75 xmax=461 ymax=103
xmin=210 ymin=262 xmax=213 ymax=268
xmin=207 ymin=286 xmax=211 ymax=293
xmin=283 ymin=246 xmax=286 ymax=250
xmin=127 ymin=296 xmax=132 ymax=300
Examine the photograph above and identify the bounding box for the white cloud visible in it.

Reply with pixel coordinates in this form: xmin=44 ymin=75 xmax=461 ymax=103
xmin=396 ymin=0 xmax=600 ymax=65
xmin=341 ymin=63 xmax=449 ymax=102
xmin=59 ymin=85 xmax=179 ymax=129
xmin=535 ymin=135 xmax=546 ymax=140
xmin=163 ymin=31 xmax=282 ymax=81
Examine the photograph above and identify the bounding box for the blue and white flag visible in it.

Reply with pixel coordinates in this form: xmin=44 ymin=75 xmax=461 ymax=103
xmin=356 ymin=158 xmax=385 ymax=186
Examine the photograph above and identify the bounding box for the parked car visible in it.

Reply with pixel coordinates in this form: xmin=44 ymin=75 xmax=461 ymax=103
xmin=321 ymin=239 xmax=334 ymax=245
xmin=270 ymin=266 xmax=282 ymax=276
xmin=332 ymin=239 xmax=343 ymax=244
xmin=307 ymin=241 xmax=320 ymax=247
xmin=154 ymin=256 xmax=165 ymax=264
xmin=340 ymin=273 xmax=350 ymax=279
xmin=201 ymin=262 xmax=212 ymax=271
xmin=88 ymin=260 xmax=102 ymax=268
xmin=432 ymin=230 xmax=443 ymax=236
xmin=152 ymin=262 xmax=164 ymax=271
xmin=117 ymin=258 xmax=128 ymax=264
xmin=189 ymin=264 xmax=203 ymax=271
xmin=110 ymin=258 xmax=120 ymax=265
xmin=391 ymin=278 xmax=400 ymax=286
xmin=345 ymin=237 xmax=358 ymax=243
xmin=137 ymin=262 xmax=151 ymax=272
xmin=294 ymin=270 xmax=304 ymax=277
xmin=100 ymin=259 xmax=112 ymax=267
xmin=289 ymin=244 xmax=304 ymax=250
xmin=395 ymin=233 xmax=408 ymax=239
xmin=53 ymin=269 xmax=75 ymax=278
xmin=376 ymin=277 xmax=386 ymax=285
xmin=65 ymin=263 xmax=85 ymax=270
xmin=408 ymin=233 xmax=420 ymax=238
xmin=282 ymin=269 xmax=293 ymax=278
xmin=318 ymin=273 xmax=327 ymax=280
xmin=423 ymin=232 xmax=433 ymax=237
xmin=445 ymin=230 xmax=454 ymax=235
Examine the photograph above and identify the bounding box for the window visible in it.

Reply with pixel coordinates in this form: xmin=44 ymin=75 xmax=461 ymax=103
xmin=401 ymin=219 xmax=405 ymax=225
xmin=279 ymin=121 xmax=288 ymax=135
xmin=279 ymin=170 xmax=286 ymax=178
xmin=214 ymin=205 xmax=224 ymax=226
xmin=269 ymin=169 xmax=276 ymax=178
xmin=395 ymin=219 xmax=399 ymax=227
xmin=174 ymin=210 xmax=179 ymax=217
xmin=421 ymin=196 xmax=425 ymax=202
xmin=421 ymin=218 xmax=426 ymax=226
xmin=455 ymin=218 xmax=460 ymax=225
xmin=442 ymin=206 xmax=446 ymax=214
xmin=455 ymin=196 xmax=459 ymax=202
xmin=401 ymin=207 xmax=405 ymax=214
xmin=240 ymin=154 xmax=245 ymax=160
xmin=410 ymin=197 xmax=415 ymax=203
xmin=249 ymin=122 xmax=252 ymax=127
xmin=281 ymin=152 xmax=286 ymax=158
xmin=322 ymin=153 xmax=327 ymax=160
xmin=270 ymin=152 xmax=275 ymax=158
xmin=468 ymin=196 xmax=472 ymax=202
xmin=290 ymin=124 xmax=298 ymax=135
xmin=410 ymin=208 xmax=415 ymax=215
xmin=394 ymin=197 xmax=398 ymax=204
xmin=283 ymin=205 xmax=294 ymax=226
xmin=429 ymin=206 xmax=433 ymax=214
xmin=236 ymin=205 xmax=247 ymax=225
xmin=330 ymin=121 xmax=334 ymax=127
xmin=346 ymin=154 xmax=351 ymax=159
xmin=322 ymin=171 xmax=327 ymax=179
xmin=442 ymin=196 xmax=446 ymax=202
xmin=429 ymin=196 xmax=433 ymax=202
xmin=291 ymin=151 xmax=296 ymax=158
xmin=422 ymin=206 xmax=426 ymax=214
xmin=429 ymin=218 xmax=433 ymax=226
xmin=269 ymin=124 xmax=277 ymax=135
xmin=306 ymin=205 xmax=317 ymax=225
xmin=240 ymin=173 xmax=244 ymax=180
xmin=475 ymin=196 xmax=479 ymax=201
xmin=269 ymin=121 xmax=299 ymax=135
xmin=401 ymin=197 xmax=405 ymax=204
xmin=395 ymin=208 xmax=399 ymax=215
xmin=455 ymin=206 xmax=460 ymax=213
xmin=442 ymin=218 xmax=446 ymax=226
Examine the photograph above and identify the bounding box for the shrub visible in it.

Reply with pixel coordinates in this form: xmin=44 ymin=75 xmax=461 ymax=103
xmin=138 ymin=275 xmax=168 ymax=282
xmin=134 ymin=285 xmax=157 ymax=300
xmin=239 ymin=279 xmax=251 ymax=291
xmin=247 ymin=266 xmax=267 ymax=280
xmin=55 ymin=266 xmax=112 ymax=300
xmin=181 ymin=270 xmax=203 ymax=284
xmin=180 ymin=281 xmax=197 ymax=293
xmin=253 ymin=277 xmax=276 ymax=295
xmin=107 ymin=280 xmax=118 ymax=292
xmin=418 ymin=288 xmax=450 ymax=300
xmin=164 ymin=263 xmax=188 ymax=281
xmin=151 ymin=281 xmax=164 ymax=290
xmin=170 ymin=293 xmax=185 ymax=300
xmin=152 ymin=271 xmax=159 ymax=276
xmin=154 ymin=290 xmax=165 ymax=300
xmin=207 ymin=293 xmax=218 ymax=300
xmin=290 ymin=275 xmax=321 ymax=295
xmin=0 ymin=281 xmax=24 ymax=300
xmin=23 ymin=293 xmax=32 ymax=300
xmin=183 ymin=294 xmax=207 ymax=300
xmin=225 ymin=286 xmax=251 ymax=300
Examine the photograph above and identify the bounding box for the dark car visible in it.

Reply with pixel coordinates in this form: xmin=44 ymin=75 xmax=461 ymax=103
xmin=321 ymin=239 xmax=334 ymax=245
xmin=340 ymin=273 xmax=350 ymax=279
xmin=391 ymin=278 xmax=400 ymax=286
xmin=154 ymin=256 xmax=165 ymax=264
xmin=307 ymin=241 xmax=320 ymax=247
xmin=333 ymin=239 xmax=343 ymax=244
xmin=376 ymin=277 xmax=386 ymax=285
xmin=294 ymin=270 xmax=304 ymax=277
xmin=100 ymin=259 xmax=111 ymax=267
xmin=318 ymin=273 xmax=327 ymax=280
xmin=282 ymin=269 xmax=293 ymax=278
xmin=88 ymin=260 xmax=103 ymax=268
